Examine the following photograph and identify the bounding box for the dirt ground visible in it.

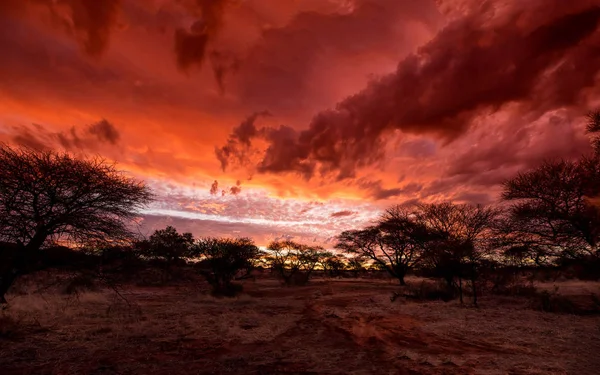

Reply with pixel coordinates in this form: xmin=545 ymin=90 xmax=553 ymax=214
xmin=1 ymin=278 xmax=599 ymax=375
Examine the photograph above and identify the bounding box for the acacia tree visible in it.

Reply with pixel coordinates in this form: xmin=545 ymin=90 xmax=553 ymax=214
xmin=266 ymin=240 xmax=323 ymax=285
xmin=192 ymin=237 xmax=260 ymax=296
xmin=336 ymin=205 xmax=439 ymax=285
xmin=319 ymin=251 xmax=346 ymax=278
xmin=0 ymin=146 xmax=152 ymax=303
xmin=417 ymin=202 xmax=500 ymax=305
xmin=347 ymin=255 xmax=367 ymax=277
xmin=501 ymin=157 xmax=600 ymax=263
xmin=143 ymin=226 xmax=195 ymax=266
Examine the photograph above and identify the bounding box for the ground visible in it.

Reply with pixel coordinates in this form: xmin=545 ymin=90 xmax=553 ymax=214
xmin=1 ymin=277 xmax=599 ymax=374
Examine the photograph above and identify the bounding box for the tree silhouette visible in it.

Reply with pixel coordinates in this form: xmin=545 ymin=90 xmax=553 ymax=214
xmin=0 ymin=146 xmax=152 ymax=303
xmin=336 ymin=205 xmax=440 ymax=285
xmin=143 ymin=226 xmax=195 ymax=266
xmin=192 ymin=237 xmax=260 ymax=296
xmin=266 ymin=240 xmax=323 ymax=285
xmin=418 ymin=202 xmax=499 ymax=305
xmin=319 ymin=251 xmax=346 ymax=278
xmin=502 ymin=158 xmax=600 ymax=262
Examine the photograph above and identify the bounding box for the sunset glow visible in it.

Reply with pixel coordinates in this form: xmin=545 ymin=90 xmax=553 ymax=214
xmin=2 ymin=0 xmax=599 ymax=245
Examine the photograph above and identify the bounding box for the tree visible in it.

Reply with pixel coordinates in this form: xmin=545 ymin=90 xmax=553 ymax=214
xmin=266 ymin=240 xmax=323 ymax=285
xmin=143 ymin=226 xmax=195 ymax=266
xmin=0 ymin=146 xmax=152 ymax=303
xmin=319 ymin=251 xmax=346 ymax=278
xmin=501 ymin=157 xmax=600 ymax=262
xmin=347 ymin=255 xmax=367 ymax=278
xmin=336 ymin=205 xmax=440 ymax=285
xmin=192 ymin=237 xmax=260 ymax=296
xmin=417 ymin=202 xmax=500 ymax=305
xmin=586 ymin=110 xmax=600 ymax=153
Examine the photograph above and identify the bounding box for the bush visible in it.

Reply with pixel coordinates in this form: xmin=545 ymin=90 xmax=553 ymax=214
xmin=193 ymin=237 xmax=260 ymax=297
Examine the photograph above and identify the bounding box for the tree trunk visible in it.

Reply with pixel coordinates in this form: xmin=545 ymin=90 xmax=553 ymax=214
xmin=398 ymin=276 xmax=406 ymax=286
xmin=472 ymin=277 xmax=478 ymax=307
xmin=458 ymin=277 xmax=463 ymax=304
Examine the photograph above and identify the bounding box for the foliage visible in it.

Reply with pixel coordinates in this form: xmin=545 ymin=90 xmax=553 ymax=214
xmin=346 ymin=255 xmax=367 ymax=277
xmin=142 ymin=226 xmax=195 ymax=265
xmin=337 ymin=205 xmax=441 ymax=285
xmin=266 ymin=240 xmax=324 ymax=286
xmin=0 ymin=146 xmax=152 ymax=303
xmin=319 ymin=252 xmax=346 ymax=277
xmin=417 ymin=202 xmax=500 ymax=305
xmin=501 ymin=157 xmax=600 ymax=263
xmin=192 ymin=237 xmax=260 ymax=296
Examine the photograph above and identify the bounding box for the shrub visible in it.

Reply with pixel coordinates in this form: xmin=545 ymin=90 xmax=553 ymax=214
xmin=192 ymin=237 xmax=260 ymax=296
xmin=266 ymin=241 xmax=323 ymax=286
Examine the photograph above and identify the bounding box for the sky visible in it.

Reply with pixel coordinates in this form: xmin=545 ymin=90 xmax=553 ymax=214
xmin=1 ymin=0 xmax=600 ymax=246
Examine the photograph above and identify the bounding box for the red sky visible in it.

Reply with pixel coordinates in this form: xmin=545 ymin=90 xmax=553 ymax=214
xmin=1 ymin=0 xmax=599 ymax=246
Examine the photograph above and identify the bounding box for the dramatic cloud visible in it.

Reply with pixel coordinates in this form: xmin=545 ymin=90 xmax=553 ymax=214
xmin=218 ymin=1 xmax=600 ymax=180
xmin=3 ymin=0 xmax=600 ymax=246
xmin=9 ymin=119 xmax=121 ymax=151
xmin=88 ymin=119 xmax=120 ymax=144
xmin=209 ymin=179 xmax=242 ymax=196
xmin=357 ymin=179 xmax=424 ymax=201
xmin=1 ymin=0 xmax=122 ymax=57
xmin=330 ymin=210 xmax=356 ymax=218
xmin=233 ymin=0 xmax=441 ymax=113
xmin=209 ymin=180 xmax=219 ymax=195
xmin=174 ymin=0 xmax=229 ymax=72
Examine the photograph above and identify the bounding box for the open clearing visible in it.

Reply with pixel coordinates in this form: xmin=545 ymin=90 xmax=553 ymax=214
xmin=1 ymin=278 xmax=599 ymax=374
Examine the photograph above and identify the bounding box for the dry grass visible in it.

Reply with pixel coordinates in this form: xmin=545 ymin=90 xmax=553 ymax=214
xmin=1 ymin=277 xmax=599 ymax=374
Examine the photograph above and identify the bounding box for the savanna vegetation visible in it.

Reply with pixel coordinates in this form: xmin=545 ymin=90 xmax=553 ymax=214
xmin=1 ymin=112 xmax=600 ymax=374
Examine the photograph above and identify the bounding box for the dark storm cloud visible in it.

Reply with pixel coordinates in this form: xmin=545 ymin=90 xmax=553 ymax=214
xmin=174 ymin=0 xmax=229 ymax=72
xmin=10 ymin=119 xmax=121 ymax=151
xmin=330 ymin=210 xmax=356 ymax=218
xmin=234 ymin=0 xmax=441 ymax=112
xmin=217 ymin=1 xmax=600 ymax=180
xmin=357 ymin=179 xmax=423 ymax=201
xmin=215 ymin=111 xmax=271 ymax=172
xmin=88 ymin=119 xmax=120 ymax=144
xmin=1 ymin=0 xmax=121 ymax=57
xmin=208 ymin=179 xmax=242 ymax=196
xmin=209 ymin=180 xmax=219 ymax=195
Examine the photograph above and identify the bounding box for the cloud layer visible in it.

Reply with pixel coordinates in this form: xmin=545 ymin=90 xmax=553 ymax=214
xmin=218 ymin=1 xmax=600 ymax=181
xmin=2 ymin=0 xmax=600 ymax=245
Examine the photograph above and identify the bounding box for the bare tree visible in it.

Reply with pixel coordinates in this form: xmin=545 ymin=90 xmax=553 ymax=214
xmin=192 ymin=237 xmax=260 ymax=296
xmin=337 ymin=205 xmax=440 ymax=285
xmin=501 ymin=158 xmax=600 ymax=262
xmin=0 ymin=146 xmax=152 ymax=303
xmin=266 ymin=240 xmax=323 ymax=285
xmin=417 ymin=202 xmax=500 ymax=305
